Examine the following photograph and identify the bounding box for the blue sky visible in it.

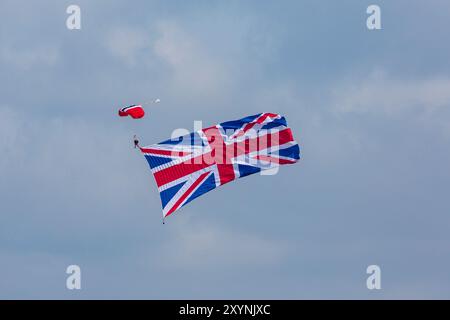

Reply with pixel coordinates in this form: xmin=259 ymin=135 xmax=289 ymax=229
xmin=1 ymin=0 xmax=450 ymax=299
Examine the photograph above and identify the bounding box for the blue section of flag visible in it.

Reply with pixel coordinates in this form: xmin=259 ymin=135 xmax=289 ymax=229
xmin=219 ymin=113 xmax=262 ymax=131
xmin=183 ymin=173 xmax=216 ymax=207
xmin=145 ymin=155 xmax=172 ymax=169
xmin=261 ymin=116 xmax=287 ymax=129
xmin=274 ymin=144 xmax=301 ymax=159
xmin=160 ymin=181 xmax=186 ymax=208
xmin=238 ymin=164 xmax=261 ymax=178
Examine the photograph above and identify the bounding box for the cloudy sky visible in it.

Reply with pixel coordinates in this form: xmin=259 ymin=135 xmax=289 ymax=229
xmin=1 ymin=0 xmax=450 ymax=299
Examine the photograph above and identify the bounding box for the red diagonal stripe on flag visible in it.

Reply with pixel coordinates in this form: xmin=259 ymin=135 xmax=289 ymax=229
xmin=165 ymin=171 xmax=211 ymax=217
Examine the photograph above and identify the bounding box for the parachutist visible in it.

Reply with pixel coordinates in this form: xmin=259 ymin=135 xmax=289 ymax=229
xmin=133 ymin=135 xmax=139 ymax=148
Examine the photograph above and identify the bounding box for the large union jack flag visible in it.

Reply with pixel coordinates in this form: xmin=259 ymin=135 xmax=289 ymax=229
xmin=140 ymin=113 xmax=300 ymax=219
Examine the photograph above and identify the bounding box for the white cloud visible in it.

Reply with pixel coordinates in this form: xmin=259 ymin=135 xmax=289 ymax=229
xmin=152 ymin=21 xmax=231 ymax=99
xmin=105 ymin=27 xmax=150 ymax=66
xmin=103 ymin=21 xmax=231 ymax=102
xmin=0 ymin=249 xmax=68 ymax=299
xmin=329 ymin=70 xmax=450 ymax=138
xmin=158 ymin=217 xmax=288 ymax=270
xmin=332 ymin=70 xmax=450 ymax=116
xmin=0 ymin=106 xmax=156 ymax=232
xmin=0 ymin=106 xmax=26 ymax=169
xmin=0 ymin=45 xmax=59 ymax=69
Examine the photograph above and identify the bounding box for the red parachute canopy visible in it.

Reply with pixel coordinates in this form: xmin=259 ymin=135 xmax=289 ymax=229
xmin=118 ymin=105 xmax=145 ymax=119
